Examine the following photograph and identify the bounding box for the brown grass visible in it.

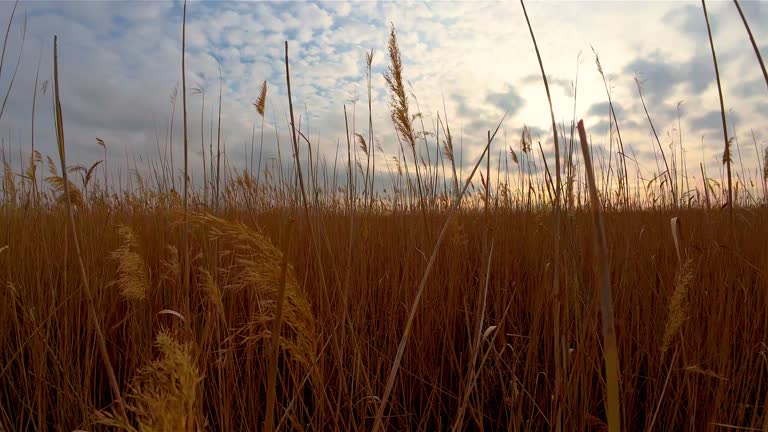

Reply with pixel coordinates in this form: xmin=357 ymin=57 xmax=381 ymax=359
xmin=2 ymin=204 xmax=767 ymax=430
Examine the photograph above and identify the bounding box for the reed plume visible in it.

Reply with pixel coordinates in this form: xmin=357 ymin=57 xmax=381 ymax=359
xmin=97 ymin=331 xmax=203 ymax=432
xmin=661 ymin=258 xmax=694 ymax=360
xmin=384 ymin=25 xmax=415 ymax=150
xmin=254 ymin=80 xmax=267 ymax=117
xmin=160 ymin=245 xmax=180 ymax=284
xmin=111 ymin=225 xmax=150 ymax=301
xmin=520 ymin=125 xmax=532 ymax=154
xmin=2 ymin=159 xmax=15 ymax=204
xmin=356 ymin=133 xmax=368 ymax=156
xmin=188 ymin=212 xmax=316 ymax=366
xmin=45 ymin=172 xmax=83 ymax=207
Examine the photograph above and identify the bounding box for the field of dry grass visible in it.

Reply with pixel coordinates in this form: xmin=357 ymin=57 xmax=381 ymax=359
xmin=1 ymin=0 xmax=768 ymax=431
xmin=2 ymin=205 xmax=768 ymax=431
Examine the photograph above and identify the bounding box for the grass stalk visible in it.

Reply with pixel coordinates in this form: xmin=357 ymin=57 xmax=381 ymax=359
xmin=181 ymin=0 xmax=190 ymax=294
xmin=636 ymin=78 xmax=677 ymax=208
xmin=577 ymin=119 xmax=621 ymax=432
xmin=30 ymin=45 xmax=42 ymax=204
xmin=520 ymin=2 xmax=565 ymax=426
xmin=52 ymin=34 xmax=127 ymax=423
xmin=733 ymin=0 xmax=768 ymax=91
xmin=702 ymin=0 xmax=732 ymax=224
xmin=216 ymin=60 xmax=223 ymax=208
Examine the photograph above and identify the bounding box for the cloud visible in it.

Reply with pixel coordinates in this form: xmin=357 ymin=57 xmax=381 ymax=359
xmin=733 ymin=78 xmax=766 ymax=99
xmin=690 ymin=110 xmax=733 ymax=133
xmin=624 ymin=50 xmax=715 ymax=107
xmin=587 ymin=101 xmax=625 ymax=118
xmin=521 ymin=74 xmax=574 ymax=98
xmin=663 ymin=4 xmax=717 ymax=40
xmin=757 ymin=101 xmax=768 ymax=118
xmin=451 ymin=93 xmax=473 ymax=118
xmin=591 ymin=120 xmax=612 ymax=136
xmin=485 ymin=84 xmax=525 ymax=116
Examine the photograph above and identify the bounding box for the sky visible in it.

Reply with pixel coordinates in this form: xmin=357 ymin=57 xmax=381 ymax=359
xmin=0 ymin=0 xmax=767 ymax=195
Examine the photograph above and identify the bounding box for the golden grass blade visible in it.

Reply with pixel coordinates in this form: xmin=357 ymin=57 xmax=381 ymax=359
xmin=519 ymin=6 xmax=566 ymax=423
xmin=181 ymin=0 xmax=190 ymax=299
xmin=702 ymin=0 xmax=732 ymax=224
xmin=158 ymin=309 xmax=186 ymax=322
xmin=577 ymin=119 xmax=621 ymax=432
xmin=52 ymin=34 xmax=127 ymax=422
xmin=733 ymin=0 xmax=768 ymax=91
xmin=671 ymin=217 xmax=682 ymax=263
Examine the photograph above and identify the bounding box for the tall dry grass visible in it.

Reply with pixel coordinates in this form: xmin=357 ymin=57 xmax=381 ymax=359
xmin=1 ymin=3 xmax=768 ymax=432
xmin=2 ymin=204 xmax=767 ymax=430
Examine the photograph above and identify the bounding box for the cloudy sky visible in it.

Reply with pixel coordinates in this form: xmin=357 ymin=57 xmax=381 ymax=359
xmin=0 ymin=0 xmax=766 ymax=194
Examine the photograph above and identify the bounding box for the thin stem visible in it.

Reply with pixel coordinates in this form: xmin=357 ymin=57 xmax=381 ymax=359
xmin=577 ymin=119 xmax=621 ymax=432
xmin=53 ymin=34 xmax=127 ymax=423
xmin=702 ymin=0 xmax=732 ymax=223
xmin=181 ymin=0 xmax=190 ymax=296
xmin=733 ymin=0 xmax=768 ymax=91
